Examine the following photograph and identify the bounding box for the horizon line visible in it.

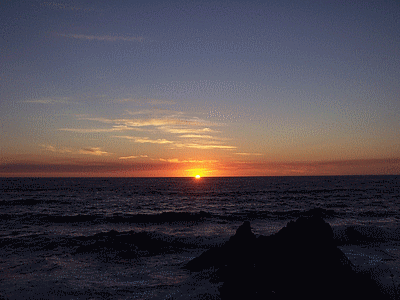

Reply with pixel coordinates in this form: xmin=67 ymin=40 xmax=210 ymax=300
xmin=1 ymin=174 xmax=398 ymax=179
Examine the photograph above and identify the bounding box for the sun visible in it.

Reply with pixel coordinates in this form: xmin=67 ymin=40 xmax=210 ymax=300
xmin=195 ymin=175 xmax=201 ymax=179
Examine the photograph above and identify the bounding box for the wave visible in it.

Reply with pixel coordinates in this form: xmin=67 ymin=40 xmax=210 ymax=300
xmin=224 ymin=208 xmax=340 ymax=220
xmin=0 ymin=209 xmax=331 ymax=224
xmin=0 ymin=199 xmax=63 ymax=206
xmin=0 ymin=211 xmax=214 ymax=224
xmin=3 ymin=218 xmax=400 ymax=262
xmin=333 ymin=225 xmax=400 ymax=245
xmin=0 ymin=229 xmax=220 ymax=260
xmin=0 ymin=208 xmax=397 ymax=227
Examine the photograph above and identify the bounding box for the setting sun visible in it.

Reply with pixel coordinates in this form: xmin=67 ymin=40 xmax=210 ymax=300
xmin=195 ymin=175 xmax=201 ymax=179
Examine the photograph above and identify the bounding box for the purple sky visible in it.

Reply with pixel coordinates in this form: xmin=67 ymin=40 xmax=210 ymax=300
xmin=1 ymin=0 xmax=399 ymax=176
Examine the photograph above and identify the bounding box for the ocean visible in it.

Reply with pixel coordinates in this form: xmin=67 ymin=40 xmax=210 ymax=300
xmin=0 ymin=176 xmax=399 ymax=299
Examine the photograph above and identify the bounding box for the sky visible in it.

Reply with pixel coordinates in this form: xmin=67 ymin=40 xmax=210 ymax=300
xmin=1 ymin=0 xmax=399 ymax=177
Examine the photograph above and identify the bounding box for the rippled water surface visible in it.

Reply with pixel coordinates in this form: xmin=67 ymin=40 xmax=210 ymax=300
xmin=1 ymin=176 xmax=399 ymax=299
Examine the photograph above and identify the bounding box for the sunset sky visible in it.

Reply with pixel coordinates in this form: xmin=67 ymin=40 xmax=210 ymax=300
xmin=1 ymin=0 xmax=399 ymax=177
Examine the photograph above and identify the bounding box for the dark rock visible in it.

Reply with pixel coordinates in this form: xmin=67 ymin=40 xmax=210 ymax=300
xmin=230 ymin=221 xmax=254 ymax=241
xmin=184 ymin=210 xmax=389 ymax=300
xmin=275 ymin=214 xmax=335 ymax=247
xmin=185 ymin=221 xmax=256 ymax=272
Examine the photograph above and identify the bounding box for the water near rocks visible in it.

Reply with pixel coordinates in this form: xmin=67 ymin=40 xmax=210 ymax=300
xmin=0 ymin=176 xmax=399 ymax=299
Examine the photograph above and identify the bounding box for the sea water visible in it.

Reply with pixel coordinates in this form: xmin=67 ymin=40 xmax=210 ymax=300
xmin=0 ymin=176 xmax=399 ymax=299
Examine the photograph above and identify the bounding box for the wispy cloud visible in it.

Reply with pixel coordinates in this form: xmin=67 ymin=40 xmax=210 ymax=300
xmin=159 ymin=127 xmax=216 ymax=134
xmin=119 ymin=155 xmax=148 ymax=160
xmin=235 ymin=152 xmax=262 ymax=156
xmin=68 ymin=113 xmax=233 ymax=152
xmin=59 ymin=34 xmax=143 ymax=42
xmin=177 ymin=134 xmax=229 ymax=140
xmin=187 ymin=144 xmax=236 ymax=150
xmin=83 ymin=117 xmax=114 ymax=123
xmin=158 ymin=158 xmax=219 ymax=163
xmin=118 ymin=118 xmax=203 ymax=127
xmin=115 ymin=136 xmax=235 ymax=150
xmin=41 ymin=144 xmax=109 ymax=156
xmin=125 ymin=109 xmax=184 ymax=117
xmin=86 ymin=117 xmax=204 ymax=127
xmin=119 ymin=155 xmax=138 ymax=160
xmin=115 ymin=136 xmax=174 ymax=144
xmin=222 ymin=158 xmax=400 ymax=176
xmin=40 ymin=144 xmax=73 ymax=153
xmin=4 ymin=158 xmax=399 ymax=176
xmin=159 ymin=158 xmax=179 ymax=163
xmin=179 ymin=134 xmax=216 ymax=139
xmin=78 ymin=147 xmax=110 ymax=156
xmin=174 ymin=143 xmax=237 ymax=150
xmin=147 ymin=99 xmax=176 ymax=105
xmin=119 ymin=98 xmax=176 ymax=105
xmin=25 ymin=98 xmax=69 ymax=104
xmin=59 ymin=126 xmax=142 ymax=133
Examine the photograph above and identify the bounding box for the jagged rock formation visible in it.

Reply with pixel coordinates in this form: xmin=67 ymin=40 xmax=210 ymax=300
xmin=184 ymin=212 xmax=389 ymax=300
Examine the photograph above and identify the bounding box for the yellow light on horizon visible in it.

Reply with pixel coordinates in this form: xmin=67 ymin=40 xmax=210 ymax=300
xmin=195 ymin=175 xmax=201 ymax=179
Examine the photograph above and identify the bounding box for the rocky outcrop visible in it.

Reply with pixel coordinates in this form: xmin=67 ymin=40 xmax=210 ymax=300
xmin=184 ymin=211 xmax=389 ymax=300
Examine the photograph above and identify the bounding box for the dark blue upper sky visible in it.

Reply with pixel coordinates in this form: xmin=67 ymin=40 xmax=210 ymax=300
xmin=1 ymin=0 xmax=399 ymax=176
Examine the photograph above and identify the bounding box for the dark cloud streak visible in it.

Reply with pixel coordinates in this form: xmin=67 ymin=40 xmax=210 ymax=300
xmin=1 ymin=158 xmax=398 ymax=176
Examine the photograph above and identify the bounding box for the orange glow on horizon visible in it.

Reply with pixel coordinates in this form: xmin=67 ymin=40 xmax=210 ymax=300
xmin=0 ymin=156 xmax=398 ymax=177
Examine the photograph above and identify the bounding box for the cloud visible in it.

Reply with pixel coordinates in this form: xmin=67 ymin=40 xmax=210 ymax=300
xmin=114 ymin=136 xmax=234 ymax=150
xmin=179 ymin=134 xmax=216 ymax=139
xmin=235 ymin=152 xmax=262 ymax=156
xmin=117 ymin=118 xmax=203 ymax=127
xmin=187 ymin=144 xmax=236 ymax=150
xmin=0 ymin=161 xmax=173 ymax=176
xmin=115 ymin=136 xmax=174 ymax=144
xmin=42 ymin=144 xmax=110 ymax=156
xmin=59 ymin=34 xmax=143 ymax=42
xmin=42 ymin=145 xmax=56 ymax=152
xmin=83 ymin=117 xmax=114 ymax=123
xmin=221 ymin=158 xmax=400 ymax=176
xmin=126 ymin=110 xmax=162 ymax=116
xmin=119 ymin=155 xmax=148 ymax=160
xmin=3 ymin=158 xmax=399 ymax=177
xmin=159 ymin=158 xmax=179 ymax=163
xmin=82 ymin=117 xmax=221 ymax=140
xmin=125 ymin=109 xmax=184 ymax=117
xmin=132 ymin=137 xmax=173 ymax=144
xmin=25 ymin=98 xmax=68 ymax=104
xmin=119 ymin=98 xmax=176 ymax=105
xmin=174 ymin=143 xmax=237 ymax=150
xmin=119 ymin=155 xmax=138 ymax=160
xmin=86 ymin=117 xmax=204 ymax=127
xmin=159 ymin=127 xmax=216 ymax=134
xmin=69 ymin=113 xmax=232 ymax=152
xmin=59 ymin=126 xmax=142 ymax=133
xmin=64 ymin=116 xmax=234 ymax=151
xmin=40 ymin=144 xmax=72 ymax=153
xmin=158 ymin=158 xmax=219 ymax=163
xmin=78 ymin=147 xmax=110 ymax=156
xmin=147 ymin=99 xmax=176 ymax=105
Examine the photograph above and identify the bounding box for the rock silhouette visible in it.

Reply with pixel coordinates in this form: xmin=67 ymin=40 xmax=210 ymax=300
xmin=184 ymin=212 xmax=389 ymax=300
